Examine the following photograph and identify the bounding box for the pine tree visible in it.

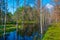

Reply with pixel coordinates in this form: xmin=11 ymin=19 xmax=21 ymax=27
xmin=0 ymin=0 xmax=6 ymax=24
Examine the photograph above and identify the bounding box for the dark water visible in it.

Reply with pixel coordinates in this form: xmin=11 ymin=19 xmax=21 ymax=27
xmin=0 ymin=31 xmax=40 ymax=40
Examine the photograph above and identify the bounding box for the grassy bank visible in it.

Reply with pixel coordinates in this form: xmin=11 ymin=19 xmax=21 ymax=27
xmin=43 ymin=23 xmax=60 ymax=40
xmin=0 ymin=25 xmax=16 ymax=36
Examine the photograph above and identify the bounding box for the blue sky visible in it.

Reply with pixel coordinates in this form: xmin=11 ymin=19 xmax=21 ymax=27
xmin=8 ymin=0 xmax=55 ymax=14
xmin=42 ymin=0 xmax=55 ymax=6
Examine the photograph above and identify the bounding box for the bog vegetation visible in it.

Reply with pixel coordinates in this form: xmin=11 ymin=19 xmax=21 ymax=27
xmin=0 ymin=0 xmax=60 ymax=40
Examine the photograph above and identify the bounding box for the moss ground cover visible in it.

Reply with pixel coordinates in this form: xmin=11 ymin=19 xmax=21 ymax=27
xmin=43 ymin=23 xmax=60 ymax=40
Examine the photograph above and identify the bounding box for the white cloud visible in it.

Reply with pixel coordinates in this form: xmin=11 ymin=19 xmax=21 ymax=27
xmin=46 ymin=3 xmax=54 ymax=9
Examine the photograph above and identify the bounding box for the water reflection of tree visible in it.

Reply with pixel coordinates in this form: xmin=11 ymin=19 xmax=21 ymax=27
xmin=14 ymin=6 xmax=40 ymax=36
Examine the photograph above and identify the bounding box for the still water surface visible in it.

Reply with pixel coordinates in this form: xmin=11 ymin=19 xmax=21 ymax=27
xmin=0 ymin=31 xmax=40 ymax=40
